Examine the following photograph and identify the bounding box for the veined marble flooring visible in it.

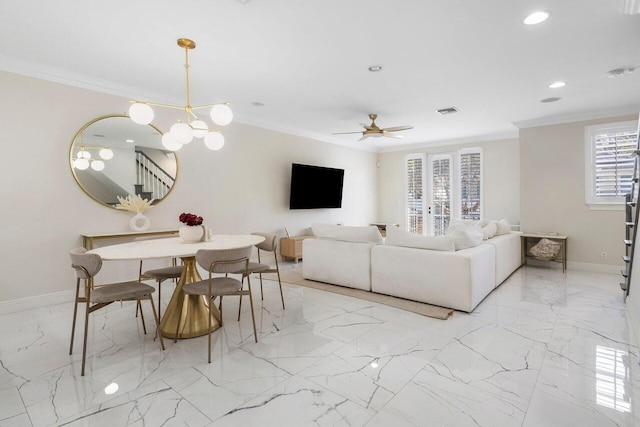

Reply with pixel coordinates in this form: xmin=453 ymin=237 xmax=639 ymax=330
xmin=1 ymin=265 xmax=639 ymax=426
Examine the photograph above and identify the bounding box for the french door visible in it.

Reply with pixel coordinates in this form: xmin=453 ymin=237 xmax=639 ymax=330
xmin=427 ymin=153 xmax=453 ymax=236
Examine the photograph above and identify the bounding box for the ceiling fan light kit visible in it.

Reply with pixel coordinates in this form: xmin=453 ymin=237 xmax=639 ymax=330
xmin=333 ymin=113 xmax=413 ymax=142
xmin=128 ymin=38 xmax=232 ymax=152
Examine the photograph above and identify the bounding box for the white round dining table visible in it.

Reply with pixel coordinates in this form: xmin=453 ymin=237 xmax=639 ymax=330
xmin=88 ymin=235 xmax=265 ymax=339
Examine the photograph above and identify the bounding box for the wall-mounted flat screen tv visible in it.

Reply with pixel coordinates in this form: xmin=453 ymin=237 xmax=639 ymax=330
xmin=289 ymin=163 xmax=344 ymax=209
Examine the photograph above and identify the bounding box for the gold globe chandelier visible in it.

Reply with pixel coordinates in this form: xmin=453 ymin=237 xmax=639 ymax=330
xmin=128 ymin=38 xmax=232 ymax=151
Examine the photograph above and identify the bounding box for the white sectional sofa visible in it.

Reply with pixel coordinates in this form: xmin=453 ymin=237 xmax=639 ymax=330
xmin=303 ymin=223 xmax=521 ymax=312
xmin=303 ymin=224 xmax=383 ymax=291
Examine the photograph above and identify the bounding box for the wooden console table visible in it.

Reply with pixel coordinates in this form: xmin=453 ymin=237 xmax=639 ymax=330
xmin=521 ymin=232 xmax=568 ymax=272
xmin=81 ymin=229 xmax=179 ymax=249
xmin=280 ymin=235 xmax=313 ymax=263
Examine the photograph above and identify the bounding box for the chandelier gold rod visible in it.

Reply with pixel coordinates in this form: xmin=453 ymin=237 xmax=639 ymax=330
xmin=184 ymin=44 xmax=191 ymax=120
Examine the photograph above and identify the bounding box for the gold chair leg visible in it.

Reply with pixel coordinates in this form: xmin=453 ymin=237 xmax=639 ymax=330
xmin=247 ymin=275 xmax=258 ymax=343
xmin=208 ymin=297 xmax=213 ymax=363
xmin=147 ymin=295 xmax=165 ymax=351
xmin=157 ymin=279 xmax=162 ymax=319
xmin=81 ymin=297 xmax=90 ymax=376
xmin=135 ymin=299 xmax=140 ymax=318
xmin=237 ymin=275 xmax=245 ymax=321
xmin=219 ymin=296 xmax=223 ymax=326
xmin=274 ymin=252 xmax=285 ymax=310
xmin=69 ymin=279 xmax=80 ymax=355
xmin=259 ymin=272 xmax=264 ymax=300
xmin=276 ymin=272 xmax=285 ymax=309
xmin=138 ymin=300 xmax=147 ymax=334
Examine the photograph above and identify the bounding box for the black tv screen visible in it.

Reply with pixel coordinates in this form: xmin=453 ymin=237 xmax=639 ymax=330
xmin=289 ymin=163 xmax=344 ymax=209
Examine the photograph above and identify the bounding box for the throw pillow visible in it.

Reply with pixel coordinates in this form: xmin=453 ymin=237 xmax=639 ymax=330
xmin=311 ymin=223 xmax=383 ymax=244
xmin=385 ymin=226 xmax=455 ymax=251
xmin=445 ymin=221 xmax=484 ymax=250
xmin=478 ymin=219 xmax=491 ymax=227
xmin=495 ymin=218 xmax=511 ymax=236
xmin=482 ymin=221 xmax=498 ymax=240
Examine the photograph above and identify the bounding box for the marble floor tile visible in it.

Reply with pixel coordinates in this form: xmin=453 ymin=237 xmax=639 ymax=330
xmin=2 ymin=264 xmax=640 ymax=426
xmin=209 ymin=375 xmax=375 ymax=426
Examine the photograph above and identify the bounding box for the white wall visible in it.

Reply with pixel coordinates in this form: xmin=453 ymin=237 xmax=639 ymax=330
xmin=519 ymin=115 xmax=636 ymax=271
xmin=0 ymin=71 xmax=377 ymax=307
xmin=377 ymin=138 xmax=520 ymax=230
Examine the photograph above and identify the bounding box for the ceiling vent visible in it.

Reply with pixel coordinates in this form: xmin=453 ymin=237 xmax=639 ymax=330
xmin=436 ymin=107 xmax=459 ymax=115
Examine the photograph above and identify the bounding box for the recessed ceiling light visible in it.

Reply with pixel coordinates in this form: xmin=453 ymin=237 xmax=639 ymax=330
xmin=523 ymin=11 xmax=550 ymax=25
xmin=368 ymin=65 xmax=383 ymax=72
xmin=541 ymin=97 xmax=561 ymax=103
xmin=126 ymin=139 xmax=134 ymax=143
xmin=251 ymin=101 xmax=265 ymax=107
xmin=549 ymin=81 xmax=566 ymax=89
xmin=93 ymin=134 xmax=105 ymax=138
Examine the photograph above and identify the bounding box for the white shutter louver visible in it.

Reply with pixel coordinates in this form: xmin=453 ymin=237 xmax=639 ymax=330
xmin=431 ymin=157 xmax=451 ymax=236
xmin=594 ymin=131 xmax=637 ymax=198
xmin=460 ymin=152 xmax=481 ymax=220
xmin=406 ymin=156 xmax=424 ymax=234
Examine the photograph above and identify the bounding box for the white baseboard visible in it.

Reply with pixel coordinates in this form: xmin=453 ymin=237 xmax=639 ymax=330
xmin=0 ymin=289 xmax=74 ymax=315
xmin=566 ymin=261 xmax=623 ymax=274
xmin=524 ymin=259 xmax=622 ymax=274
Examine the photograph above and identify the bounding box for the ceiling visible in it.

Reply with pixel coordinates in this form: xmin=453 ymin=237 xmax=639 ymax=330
xmin=1 ymin=0 xmax=639 ymax=152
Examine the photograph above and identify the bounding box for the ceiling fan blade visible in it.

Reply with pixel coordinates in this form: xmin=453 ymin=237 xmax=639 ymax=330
xmin=383 ymin=131 xmax=404 ymax=139
xmin=333 ymin=131 xmax=364 ymax=135
xmin=358 ymin=134 xmax=370 ymax=142
xmin=360 ymin=123 xmax=373 ymax=130
xmin=382 ymin=125 xmax=413 ymax=132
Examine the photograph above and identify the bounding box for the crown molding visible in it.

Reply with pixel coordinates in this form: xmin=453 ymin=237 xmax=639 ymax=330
xmin=0 ymin=54 xmax=179 ymax=105
xmin=234 ymin=117 xmax=378 ymax=153
xmin=376 ymin=130 xmax=519 ymax=153
xmin=512 ymin=105 xmax=640 ymax=129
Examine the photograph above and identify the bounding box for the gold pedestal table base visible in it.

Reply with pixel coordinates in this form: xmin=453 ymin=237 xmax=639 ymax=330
xmin=159 ymin=257 xmax=220 ymax=339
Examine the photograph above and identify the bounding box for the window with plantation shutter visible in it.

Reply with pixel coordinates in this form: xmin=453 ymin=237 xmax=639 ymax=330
xmin=460 ymin=150 xmax=482 ymax=220
xmin=585 ymin=121 xmax=639 ymax=209
xmin=406 ymin=154 xmax=425 ymax=234
xmin=430 ymin=154 xmax=452 ymax=236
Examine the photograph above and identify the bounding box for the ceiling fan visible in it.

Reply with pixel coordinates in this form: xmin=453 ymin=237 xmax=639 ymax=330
xmin=333 ymin=114 xmax=413 ymax=141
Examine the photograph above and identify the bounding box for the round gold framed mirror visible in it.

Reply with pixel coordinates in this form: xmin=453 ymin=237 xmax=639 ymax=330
xmin=69 ymin=115 xmax=178 ymax=209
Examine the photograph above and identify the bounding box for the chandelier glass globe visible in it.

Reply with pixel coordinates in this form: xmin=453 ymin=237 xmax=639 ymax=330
xmin=162 ymin=133 xmax=183 ymax=151
xmin=78 ymin=150 xmax=91 ymax=159
xmin=190 ymin=120 xmax=209 ymax=138
xmin=129 ymin=103 xmax=154 ymax=125
xmin=99 ymin=148 xmax=114 ymax=160
xmin=170 ymin=122 xmax=194 ymax=144
xmin=91 ymin=160 xmax=105 ymax=171
xmin=210 ymin=104 xmax=233 ymax=126
xmin=204 ymin=132 xmax=225 ymax=150
xmin=74 ymin=158 xmax=90 ymax=170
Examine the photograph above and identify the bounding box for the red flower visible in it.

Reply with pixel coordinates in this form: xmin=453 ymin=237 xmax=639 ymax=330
xmin=179 ymin=212 xmax=203 ymax=226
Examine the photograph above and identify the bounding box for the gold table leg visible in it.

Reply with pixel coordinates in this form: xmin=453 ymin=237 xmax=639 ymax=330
xmin=159 ymin=256 xmax=220 ymax=339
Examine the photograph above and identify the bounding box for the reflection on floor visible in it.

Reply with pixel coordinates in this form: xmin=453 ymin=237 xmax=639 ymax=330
xmin=1 ymin=266 xmax=638 ymax=426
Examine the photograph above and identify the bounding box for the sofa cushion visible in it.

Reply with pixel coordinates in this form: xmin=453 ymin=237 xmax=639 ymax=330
xmin=446 ymin=220 xmax=483 ymax=250
xmin=495 ymin=219 xmax=511 ymax=236
xmin=311 ymin=223 xmax=383 ymax=244
xmin=371 ymin=244 xmax=496 ymax=312
xmin=482 ymin=221 xmax=498 ymax=240
xmin=482 ymin=232 xmax=522 ymax=286
xmin=385 ymin=225 xmax=455 ymax=251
